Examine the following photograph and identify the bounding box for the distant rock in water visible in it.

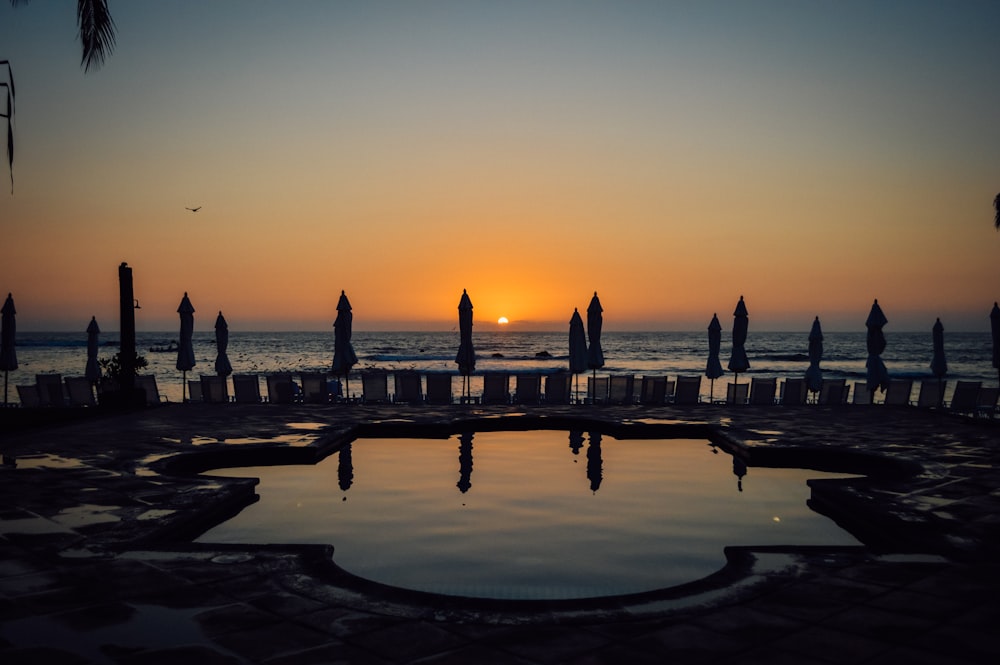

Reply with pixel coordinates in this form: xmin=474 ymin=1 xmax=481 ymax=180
xmin=535 ymin=350 xmax=552 ymax=358
xmin=492 ymin=353 xmax=504 ymax=358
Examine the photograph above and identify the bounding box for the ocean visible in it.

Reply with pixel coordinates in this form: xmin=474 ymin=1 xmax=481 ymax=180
xmin=3 ymin=330 xmax=996 ymax=406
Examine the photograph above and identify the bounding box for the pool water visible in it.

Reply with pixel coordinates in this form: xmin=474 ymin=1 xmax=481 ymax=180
xmin=197 ymin=431 xmax=861 ymax=599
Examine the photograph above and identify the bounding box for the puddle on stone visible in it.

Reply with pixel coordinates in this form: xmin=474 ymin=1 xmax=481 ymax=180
xmin=136 ymin=509 xmax=176 ymax=521
xmin=52 ymin=504 xmax=121 ymax=528
xmin=287 ymin=422 xmax=325 ymax=430
xmin=10 ymin=454 xmax=89 ymax=470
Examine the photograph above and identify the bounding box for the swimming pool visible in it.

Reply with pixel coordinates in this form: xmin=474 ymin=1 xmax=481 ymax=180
xmin=196 ymin=430 xmax=862 ymax=599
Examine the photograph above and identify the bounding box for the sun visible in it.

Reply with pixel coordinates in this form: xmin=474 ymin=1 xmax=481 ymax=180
xmin=497 ymin=316 xmax=509 ymax=325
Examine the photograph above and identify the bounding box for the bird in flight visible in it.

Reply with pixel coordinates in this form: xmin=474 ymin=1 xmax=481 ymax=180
xmin=186 ymin=206 xmax=202 ymax=212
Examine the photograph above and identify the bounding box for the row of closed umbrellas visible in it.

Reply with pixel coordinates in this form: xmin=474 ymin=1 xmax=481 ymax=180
xmin=2 ymin=291 xmax=1000 ymax=405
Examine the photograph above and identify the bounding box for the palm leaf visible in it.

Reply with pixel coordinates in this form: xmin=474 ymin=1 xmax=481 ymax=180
xmin=77 ymin=0 xmax=117 ymax=72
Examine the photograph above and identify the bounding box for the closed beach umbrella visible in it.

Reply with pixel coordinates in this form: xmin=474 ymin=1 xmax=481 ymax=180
xmin=865 ymin=299 xmax=890 ymax=398
xmin=1 ymin=292 xmax=16 ymax=405
xmin=214 ymin=311 xmax=232 ymax=377
xmin=455 ymin=289 xmax=475 ymax=400
xmin=85 ymin=316 xmax=101 ymax=384
xmin=706 ymin=313 xmax=724 ymax=402
xmin=931 ymin=317 xmax=947 ymax=408
xmin=586 ymin=292 xmax=604 ymax=386
xmin=568 ymin=307 xmax=587 ymax=403
xmin=805 ymin=316 xmax=824 ymax=394
xmin=176 ymin=292 xmax=196 ymax=401
xmin=992 ymin=302 xmax=1000 ymax=386
xmin=332 ymin=290 xmax=358 ymax=398
xmin=728 ymin=296 xmax=750 ymax=383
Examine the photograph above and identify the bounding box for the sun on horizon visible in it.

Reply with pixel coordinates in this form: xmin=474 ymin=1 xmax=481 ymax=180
xmin=497 ymin=317 xmax=509 ymax=326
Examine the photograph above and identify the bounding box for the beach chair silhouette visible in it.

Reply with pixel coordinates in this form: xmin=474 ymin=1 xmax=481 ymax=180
xmin=818 ymin=379 xmax=847 ymax=405
xmin=749 ymin=377 xmax=776 ymax=405
xmin=200 ymin=375 xmax=229 ymax=403
xmin=608 ymin=375 xmax=635 ymax=404
xmin=35 ymin=374 xmax=65 ymax=406
xmin=513 ymin=374 xmax=541 ymax=404
xmin=674 ymin=376 xmax=701 ymax=405
xmin=948 ymin=381 xmax=980 ymax=415
xmin=639 ymin=376 xmax=667 ymax=405
xmin=232 ymin=374 xmax=262 ymax=403
xmin=586 ymin=375 xmax=609 ymax=404
xmin=393 ymin=370 xmax=422 ymax=404
xmin=852 ymin=382 xmax=871 ymax=405
xmin=16 ymin=384 xmax=40 ymax=407
xmin=424 ymin=374 xmax=452 ymax=405
xmin=883 ymin=379 xmax=913 ymax=406
xmin=482 ymin=372 xmax=510 ymax=405
xmin=361 ymin=371 xmax=390 ymax=404
xmin=136 ymin=375 xmax=166 ymax=404
xmin=726 ymin=382 xmax=748 ymax=405
xmin=187 ymin=379 xmax=203 ymax=403
xmin=65 ymin=377 xmax=96 ymax=407
xmin=975 ymin=387 xmax=998 ymax=419
xmin=300 ymin=373 xmax=330 ymax=404
xmin=266 ymin=373 xmax=296 ymax=404
xmin=780 ymin=378 xmax=806 ymax=405
xmin=915 ymin=380 xmax=945 ymax=408
xmin=544 ymin=372 xmax=572 ymax=404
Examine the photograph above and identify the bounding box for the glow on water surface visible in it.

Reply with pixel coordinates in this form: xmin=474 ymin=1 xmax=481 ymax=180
xmin=197 ymin=432 xmax=861 ymax=599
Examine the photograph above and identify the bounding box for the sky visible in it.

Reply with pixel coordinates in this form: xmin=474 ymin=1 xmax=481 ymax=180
xmin=1 ymin=0 xmax=998 ymax=333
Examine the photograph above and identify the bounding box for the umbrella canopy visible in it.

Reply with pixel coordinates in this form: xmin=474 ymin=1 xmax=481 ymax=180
xmin=568 ymin=308 xmax=588 ymax=374
xmin=728 ymin=296 xmax=750 ymax=379
xmin=805 ymin=316 xmax=824 ymax=393
xmin=331 ymin=290 xmax=358 ymax=393
xmin=586 ymin=292 xmax=604 ymax=371
xmin=214 ymin=311 xmax=233 ymax=377
xmin=455 ymin=289 xmax=475 ymax=373
xmin=865 ymin=299 xmax=890 ymax=395
xmin=706 ymin=314 xmax=724 ymax=380
xmin=930 ymin=318 xmax=947 ymax=378
xmin=85 ymin=316 xmax=101 ymax=383
xmin=991 ymin=302 xmax=1000 ymax=385
xmin=1 ymin=292 xmax=17 ymax=405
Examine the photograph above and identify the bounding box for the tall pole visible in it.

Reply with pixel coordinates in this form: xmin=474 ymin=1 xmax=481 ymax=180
xmin=118 ymin=262 xmax=137 ymax=398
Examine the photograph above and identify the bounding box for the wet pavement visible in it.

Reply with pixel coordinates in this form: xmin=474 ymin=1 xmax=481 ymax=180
xmin=1 ymin=402 xmax=998 ymax=664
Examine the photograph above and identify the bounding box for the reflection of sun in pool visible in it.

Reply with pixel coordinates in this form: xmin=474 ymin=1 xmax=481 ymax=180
xmin=497 ymin=316 xmax=509 ymax=325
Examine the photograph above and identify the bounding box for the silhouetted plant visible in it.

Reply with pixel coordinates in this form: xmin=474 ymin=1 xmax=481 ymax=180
xmin=9 ymin=0 xmax=117 ymax=72
xmin=1 ymin=60 xmax=11 ymax=194
xmin=99 ymin=351 xmax=148 ymax=381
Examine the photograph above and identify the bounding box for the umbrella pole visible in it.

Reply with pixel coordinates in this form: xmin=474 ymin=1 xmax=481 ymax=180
xmin=3 ymin=370 xmax=7 ymax=406
xmin=182 ymin=370 xmax=187 ymax=402
xmin=710 ymin=378 xmax=714 ymax=403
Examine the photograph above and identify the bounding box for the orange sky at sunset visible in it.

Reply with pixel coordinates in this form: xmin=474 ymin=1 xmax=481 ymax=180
xmin=2 ymin=2 xmax=998 ymax=332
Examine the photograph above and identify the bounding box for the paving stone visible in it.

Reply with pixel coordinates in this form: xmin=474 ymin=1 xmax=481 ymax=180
xmin=343 ymin=619 xmax=470 ymax=663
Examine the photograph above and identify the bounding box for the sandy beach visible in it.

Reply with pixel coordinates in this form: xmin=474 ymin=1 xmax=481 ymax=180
xmin=1 ymin=401 xmax=998 ymax=663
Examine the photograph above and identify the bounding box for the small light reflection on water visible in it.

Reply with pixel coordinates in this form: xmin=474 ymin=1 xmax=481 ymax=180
xmin=198 ymin=432 xmax=861 ymax=600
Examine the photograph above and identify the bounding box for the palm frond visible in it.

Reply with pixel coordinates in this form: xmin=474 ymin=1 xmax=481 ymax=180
xmin=77 ymin=0 xmax=117 ymax=72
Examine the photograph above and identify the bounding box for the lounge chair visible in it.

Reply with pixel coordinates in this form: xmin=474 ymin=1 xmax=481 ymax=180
xmin=975 ymin=387 xmax=998 ymax=419
xmin=780 ymin=378 xmax=806 ymax=406
xmin=608 ymin=375 xmax=635 ymax=405
xmin=187 ymin=379 xmax=203 ymax=403
xmin=136 ymin=375 xmax=166 ymax=405
xmin=64 ymin=377 xmax=96 ymax=407
xmin=482 ymin=372 xmax=510 ymax=405
xmin=512 ymin=374 xmax=541 ymax=404
xmin=948 ymin=381 xmax=981 ymax=415
xmin=424 ymin=374 xmax=452 ymax=405
xmin=232 ymin=374 xmax=262 ymax=403
xmin=674 ymin=376 xmax=701 ymax=405
xmin=915 ymin=380 xmax=945 ymax=409
xmin=726 ymin=382 xmax=748 ymax=405
xmin=639 ymin=376 xmax=667 ymax=405
xmin=266 ymin=373 xmax=296 ymax=404
xmin=749 ymin=377 xmax=776 ymax=405
xmin=300 ymin=372 xmax=331 ymax=404
xmin=586 ymin=375 xmax=609 ymax=404
xmin=818 ymin=379 xmax=847 ymax=405
xmin=883 ymin=379 xmax=913 ymax=406
xmin=544 ymin=372 xmax=572 ymax=404
xmin=393 ymin=370 xmax=422 ymax=404
xmin=16 ymin=384 xmax=40 ymax=407
xmin=361 ymin=371 xmax=390 ymax=404
xmin=200 ymin=375 xmax=230 ymax=403
xmin=35 ymin=374 xmax=65 ymax=406
xmin=852 ymin=382 xmax=871 ymax=405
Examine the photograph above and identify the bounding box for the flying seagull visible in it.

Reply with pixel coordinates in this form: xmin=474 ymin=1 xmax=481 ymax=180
xmin=186 ymin=206 xmax=202 ymax=212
